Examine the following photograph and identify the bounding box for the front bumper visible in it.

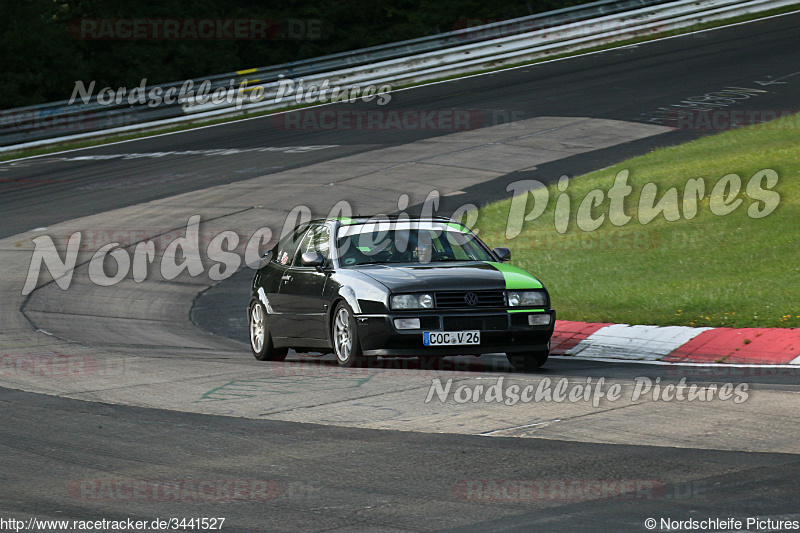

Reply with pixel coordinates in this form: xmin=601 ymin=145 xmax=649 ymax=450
xmin=356 ymin=309 xmax=555 ymax=357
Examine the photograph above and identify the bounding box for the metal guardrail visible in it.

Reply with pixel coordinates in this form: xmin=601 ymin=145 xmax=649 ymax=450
xmin=0 ymin=0 xmax=795 ymax=150
xmin=0 ymin=0 xmax=670 ymax=148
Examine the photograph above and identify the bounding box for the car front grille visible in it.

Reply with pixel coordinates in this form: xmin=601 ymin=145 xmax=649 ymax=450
xmin=435 ymin=290 xmax=505 ymax=309
xmin=443 ymin=315 xmax=508 ymax=331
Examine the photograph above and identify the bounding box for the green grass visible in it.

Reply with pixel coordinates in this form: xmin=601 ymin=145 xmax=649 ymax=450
xmin=473 ymin=114 xmax=800 ymax=328
xmin=3 ymin=4 xmax=798 ymax=162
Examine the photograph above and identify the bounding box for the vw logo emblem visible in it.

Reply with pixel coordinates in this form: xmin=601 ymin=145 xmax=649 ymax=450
xmin=464 ymin=292 xmax=479 ymax=306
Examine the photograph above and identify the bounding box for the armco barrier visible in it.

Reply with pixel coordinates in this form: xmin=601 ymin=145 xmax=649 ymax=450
xmin=1 ymin=0 xmax=665 ymax=148
xmin=1 ymin=0 xmax=796 ymax=151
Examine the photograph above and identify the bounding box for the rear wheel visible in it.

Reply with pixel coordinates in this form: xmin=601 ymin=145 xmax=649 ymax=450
xmin=249 ymin=301 xmax=288 ymax=361
xmin=332 ymin=303 xmax=365 ymax=367
xmin=506 ymin=350 xmax=548 ymax=372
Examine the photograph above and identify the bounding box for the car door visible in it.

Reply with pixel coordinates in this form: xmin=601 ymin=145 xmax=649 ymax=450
xmin=277 ymin=224 xmax=332 ymax=340
xmin=264 ymin=224 xmax=311 ymax=338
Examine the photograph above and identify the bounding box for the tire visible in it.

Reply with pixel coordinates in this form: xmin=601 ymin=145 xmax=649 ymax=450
xmin=506 ymin=350 xmax=548 ymax=372
xmin=249 ymin=301 xmax=288 ymax=361
xmin=332 ymin=302 xmax=365 ymax=367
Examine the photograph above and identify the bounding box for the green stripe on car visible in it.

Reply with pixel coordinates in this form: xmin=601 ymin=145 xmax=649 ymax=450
xmin=445 ymin=221 xmax=469 ymax=231
xmin=486 ymin=261 xmax=543 ymax=289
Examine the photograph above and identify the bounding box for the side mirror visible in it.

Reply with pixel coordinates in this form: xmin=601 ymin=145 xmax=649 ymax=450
xmin=250 ymin=249 xmax=272 ymax=270
xmin=493 ymin=247 xmax=511 ymax=262
xmin=301 ymin=251 xmax=325 ymax=268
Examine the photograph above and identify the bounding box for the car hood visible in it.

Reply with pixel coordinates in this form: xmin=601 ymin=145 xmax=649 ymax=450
xmin=355 ymin=261 xmax=543 ymax=293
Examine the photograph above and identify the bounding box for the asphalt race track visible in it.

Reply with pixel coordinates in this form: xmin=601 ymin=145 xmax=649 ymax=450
xmin=2 ymin=384 xmax=800 ymax=533
xmin=1 ymin=13 xmax=799 ymax=532
xmin=3 ymin=12 xmax=800 ymax=237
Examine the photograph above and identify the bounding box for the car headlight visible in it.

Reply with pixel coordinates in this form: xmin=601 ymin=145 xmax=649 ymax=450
xmin=506 ymin=290 xmax=547 ymax=307
xmin=391 ymin=294 xmax=434 ymax=310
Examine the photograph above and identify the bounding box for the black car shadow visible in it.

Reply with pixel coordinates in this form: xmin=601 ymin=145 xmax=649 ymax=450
xmin=282 ymin=351 xmax=552 ymax=375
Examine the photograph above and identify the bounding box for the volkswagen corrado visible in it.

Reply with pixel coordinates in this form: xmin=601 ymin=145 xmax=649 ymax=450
xmin=248 ymin=217 xmax=555 ymax=370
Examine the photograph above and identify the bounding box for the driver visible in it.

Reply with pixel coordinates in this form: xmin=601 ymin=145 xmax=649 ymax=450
xmin=414 ymin=242 xmax=433 ymax=263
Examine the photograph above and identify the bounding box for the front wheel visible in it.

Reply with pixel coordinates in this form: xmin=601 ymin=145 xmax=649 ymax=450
xmin=506 ymin=350 xmax=548 ymax=372
xmin=249 ymin=301 xmax=288 ymax=361
xmin=332 ymin=303 xmax=365 ymax=367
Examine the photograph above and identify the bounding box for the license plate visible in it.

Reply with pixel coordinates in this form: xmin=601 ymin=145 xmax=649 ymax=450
xmin=423 ymin=331 xmax=480 ymax=346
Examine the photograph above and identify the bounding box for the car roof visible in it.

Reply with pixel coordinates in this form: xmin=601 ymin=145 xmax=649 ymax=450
xmin=309 ymin=216 xmax=465 ymax=226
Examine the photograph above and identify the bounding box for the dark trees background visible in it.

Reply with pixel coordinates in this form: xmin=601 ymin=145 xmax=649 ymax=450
xmin=0 ymin=0 xmax=587 ymax=109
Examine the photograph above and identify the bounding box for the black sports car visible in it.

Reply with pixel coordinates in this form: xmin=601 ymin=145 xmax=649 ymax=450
xmin=248 ymin=216 xmax=555 ymax=370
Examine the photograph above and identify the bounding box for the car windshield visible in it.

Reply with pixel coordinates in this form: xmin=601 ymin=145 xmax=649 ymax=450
xmin=336 ymin=221 xmax=494 ymax=266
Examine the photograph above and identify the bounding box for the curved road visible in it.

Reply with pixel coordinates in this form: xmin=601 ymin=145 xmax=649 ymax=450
xmin=1 ymin=13 xmax=799 ymax=532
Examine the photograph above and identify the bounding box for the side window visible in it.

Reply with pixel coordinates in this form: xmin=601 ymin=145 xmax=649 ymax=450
xmin=312 ymin=226 xmax=331 ymax=260
xmin=429 ymin=231 xmax=446 ymax=253
xmin=292 ymin=225 xmax=331 ymax=266
xmin=292 ymin=227 xmax=316 ymax=267
xmin=272 ymin=226 xmax=309 ymax=266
